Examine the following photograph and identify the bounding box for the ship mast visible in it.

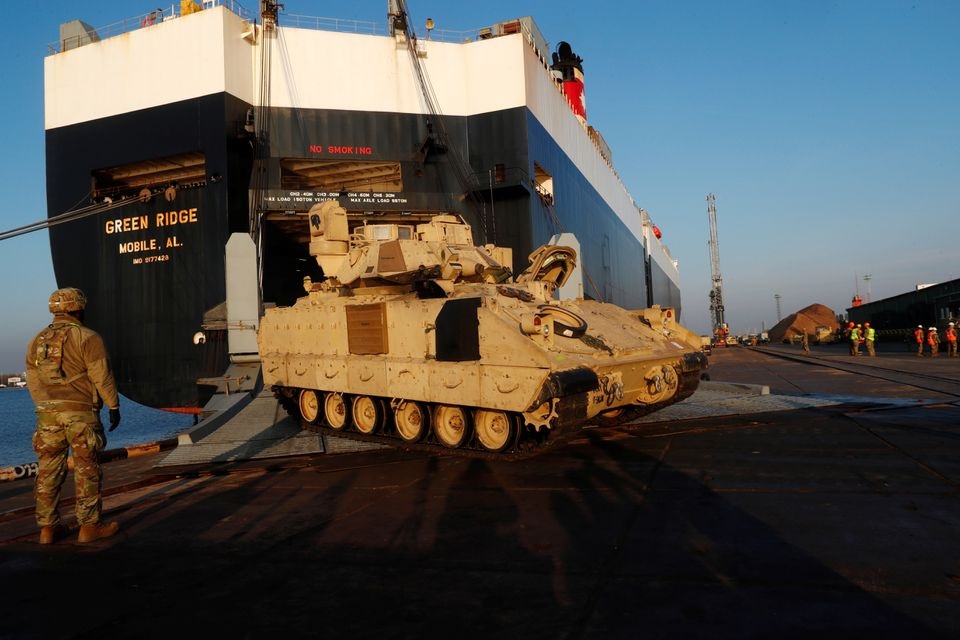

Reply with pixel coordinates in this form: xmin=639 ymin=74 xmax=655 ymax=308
xmin=707 ymin=193 xmax=727 ymax=339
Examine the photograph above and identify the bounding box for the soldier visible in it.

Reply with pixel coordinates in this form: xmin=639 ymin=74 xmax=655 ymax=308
xmin=25 ymin=288 xmax=121 ymax=544
xmin=946 ymin=322 xmax=958 ymax=358
xmin=864 ymin=322 xmax=876 ymax=357
xmin=926 ymin=326 xmax=940 ymax=357
xmin=914 ymin=325 xmax=925 ymax=357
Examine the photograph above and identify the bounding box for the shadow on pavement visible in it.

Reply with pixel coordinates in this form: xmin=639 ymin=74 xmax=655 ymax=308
xmin=0 ymin=427 xmax=947 ymax=639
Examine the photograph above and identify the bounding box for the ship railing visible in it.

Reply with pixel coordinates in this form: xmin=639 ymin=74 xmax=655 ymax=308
xmin=282 ymin=14 xmax=384 ymax=36
xmin=47 ymin=5 xmax=549 ymax=59
xmin=48 ymin=1 xmax=252 ymax=54
xmin=279 ymin=13 xmax=548 ymax=54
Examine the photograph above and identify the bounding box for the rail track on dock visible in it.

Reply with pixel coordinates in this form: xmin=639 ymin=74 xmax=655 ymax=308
xmin=751 ymin=346 xmax=960 ymax=400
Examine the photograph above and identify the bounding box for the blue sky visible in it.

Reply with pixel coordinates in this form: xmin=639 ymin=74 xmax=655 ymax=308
xmin=0 ymin=0 xmax=957 ymax=372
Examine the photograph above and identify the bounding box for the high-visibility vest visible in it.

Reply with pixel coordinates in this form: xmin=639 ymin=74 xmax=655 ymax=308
xmin=915 ymin=329 xmax=924 ymax=343
xmin=927 ymin=331 xmax=938 ymax=346
xmin=865 ymin=327 xmax=875 ymax=341
xmin=947 ymin=328 xmax=957 ymax=343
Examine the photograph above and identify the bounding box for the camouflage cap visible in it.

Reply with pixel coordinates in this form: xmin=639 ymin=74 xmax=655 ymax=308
xmin=48 ymin=287 xmax=87 ymax=313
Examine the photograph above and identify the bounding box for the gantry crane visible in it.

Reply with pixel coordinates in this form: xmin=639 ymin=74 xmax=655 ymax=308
xmin=707 ymin=193 xmax=728 ymax=343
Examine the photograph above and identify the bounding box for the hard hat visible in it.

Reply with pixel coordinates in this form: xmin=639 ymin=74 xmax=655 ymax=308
xmin=864 ymin=322 xmax=870 ymax=326
xmin=918 ymin=325 xmax=923 ymax=328
xmin=950 ymin=322 xmax=955 ymax=325
xmin=929 ymin=327 xmax=936 ymax=331
xmin=848 ymin=322 xmax=854 ymax=327
xmin=48 ymin=287 xmax=87 ymax=313
xmin=856 ymin=324 xmax=862 ymax=327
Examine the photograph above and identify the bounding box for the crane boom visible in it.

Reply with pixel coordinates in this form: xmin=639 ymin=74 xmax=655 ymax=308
xmin=387 ymin=0 xmax=491 ymax=242
xmin=707 ymin=193 xmax=727 ymax=340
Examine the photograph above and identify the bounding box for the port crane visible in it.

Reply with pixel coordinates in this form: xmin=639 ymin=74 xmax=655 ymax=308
xmin=707 ymin=193 xmax=728 ymax=343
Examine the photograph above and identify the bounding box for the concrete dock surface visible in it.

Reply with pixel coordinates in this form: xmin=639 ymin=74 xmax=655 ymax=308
xmin=1 ymin=344 xmax=959 ymax=639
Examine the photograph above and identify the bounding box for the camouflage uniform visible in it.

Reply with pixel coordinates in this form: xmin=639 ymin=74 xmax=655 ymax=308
xmin=32 ymin=406 xmax=106 ymax=526
xmin=25 ymin=289 xmax=120 ymax=530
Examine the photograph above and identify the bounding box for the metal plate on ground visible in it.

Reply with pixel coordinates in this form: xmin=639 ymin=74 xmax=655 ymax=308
xmin=156 ymin=390 xmax=325 ymax=467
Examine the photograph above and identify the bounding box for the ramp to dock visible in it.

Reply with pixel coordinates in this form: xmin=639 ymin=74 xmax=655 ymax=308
xmin=155 ymin=389 xmax=385 ymax=468
xmin=156 ymin=389 xmax=325 ymax=467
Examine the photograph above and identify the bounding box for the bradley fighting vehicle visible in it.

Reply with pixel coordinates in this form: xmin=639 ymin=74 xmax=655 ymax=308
xmin=258 ymin=201 xmax=707 ymax=458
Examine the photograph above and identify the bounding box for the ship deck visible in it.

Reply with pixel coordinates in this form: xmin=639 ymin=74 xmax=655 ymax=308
xmin=1 ymin=343 xmax=959 ymax=638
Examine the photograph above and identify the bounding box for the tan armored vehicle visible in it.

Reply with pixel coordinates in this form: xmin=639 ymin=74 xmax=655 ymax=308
xmin=258 ymin=201 xmax=706 ymax=457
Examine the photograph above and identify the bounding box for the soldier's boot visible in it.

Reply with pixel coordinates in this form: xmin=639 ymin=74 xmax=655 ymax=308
xmin=77 ymin=521 xmax=120 ymax=543
xmin=39 ymin=524 xmax=69 ymax=545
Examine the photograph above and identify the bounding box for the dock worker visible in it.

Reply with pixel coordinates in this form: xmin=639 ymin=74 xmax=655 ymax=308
xmin=850 ymin=323 xmax=861 ymax=356
xmin=25 ymin=288 xmax=122 ymax=545
xmin=946 ymin=322 xmax=958 ymax=358
xmin=926 ymin=326 xmax=940 ymax=357
xmin=914 ymin=325 xmax=925 ymax=357
xmin=864 ymin=322 xmax=876 ymax=357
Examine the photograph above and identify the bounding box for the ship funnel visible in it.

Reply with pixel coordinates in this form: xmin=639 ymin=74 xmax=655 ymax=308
xmin=550 ymin=41 xmax=586 ymax=124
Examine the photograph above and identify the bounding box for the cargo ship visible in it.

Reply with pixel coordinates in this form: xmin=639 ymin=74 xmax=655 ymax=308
xmin=44 ymin=1 xmax=682 ymax=410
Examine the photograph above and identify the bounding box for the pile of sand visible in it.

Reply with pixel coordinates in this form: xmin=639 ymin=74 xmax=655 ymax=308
xmin=768 ymin=303 xmax=838 ymax=343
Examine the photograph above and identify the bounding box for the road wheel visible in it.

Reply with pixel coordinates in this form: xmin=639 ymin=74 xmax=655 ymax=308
xmin=394 ymin=401 xmax=428 ymax=443
xmin=298 ymin=389 xmax=321 ymax=424
xmin=352 ymin=396 xmax=384 ymax=434
xmin=434 ymin=405 xmax=470 ymax=448
xmin=324 ymin=392 xmax=349 ymax=430
xmin=474 ymin=409 xmax=515 ymax=452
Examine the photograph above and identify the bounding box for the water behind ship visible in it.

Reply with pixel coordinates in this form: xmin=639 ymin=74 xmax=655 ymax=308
xmin=0 ymin=388 xmax=193 ymax=468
